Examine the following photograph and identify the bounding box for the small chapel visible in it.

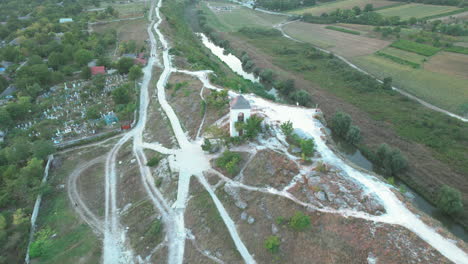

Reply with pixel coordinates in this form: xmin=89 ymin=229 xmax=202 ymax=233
xmin=230 ymin=95 xmax=251 ymax=137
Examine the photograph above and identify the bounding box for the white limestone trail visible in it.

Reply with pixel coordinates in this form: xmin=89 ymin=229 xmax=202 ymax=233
xmin=103 ymin=134 xmax=134 ymax=264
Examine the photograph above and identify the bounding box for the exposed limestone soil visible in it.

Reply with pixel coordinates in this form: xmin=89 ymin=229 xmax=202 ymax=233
xmin=217 ymin=184 xmax=450 ymax=263
xmin=243 ymin=149 xmax=299 ymax=188
xmin=184 ymin=178 xmax=243 ymax=263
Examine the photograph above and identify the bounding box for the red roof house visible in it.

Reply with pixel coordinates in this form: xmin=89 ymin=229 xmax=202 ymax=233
xmin=90 ymin=66 xmax=106 ymax=76
xmin=134 ymin=58 xmax=147 ymax=66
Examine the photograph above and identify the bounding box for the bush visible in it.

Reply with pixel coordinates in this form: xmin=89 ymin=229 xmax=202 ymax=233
xmin=149 ymin=219 xmax=163 ymax=236
xmin=29 ymin=227 xmax=54 ymax=258
xmin=147 ymin=155 xmax=162 ymax=167
xmin=236 ymin=115 xmax=264 ymax=139
xmin=290 ymin=90 xmax=311 ymax=106
xmin=331 ymin=111 xmax=351 ymax=138
xmin=346 ymin=125 xmax=361 ymax=145
xmin=436 ymin=185 xmax=463 ymax=215
xmin=300 ymin=138 xmax=315 ymax=157
xmin=0 ymin=214 xmax=6 ymax=230
xmin=201 ymin=138 xmax=212 ymax=152
xmin=264 ymin=235 xmax=280 ymax=253
xmin=216 ymin=151 xmax=241 ymax=175
xmin=289 ymin=211 xmax=311 ymax=231
xmin=376 ymin=144 xmax=408 ymax=176
xmin=280 ymin=121 xmax=294 ymax=137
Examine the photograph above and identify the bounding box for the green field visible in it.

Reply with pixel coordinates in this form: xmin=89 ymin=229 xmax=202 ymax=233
xmin=378 ymin=47 xmax=426 ymax=64
xmin=201 ymin=1 xmax=284 ymax=32
xmin=352 ymin=54 xmax=468 ymax=114
xmin=390 ymin=39 xmax=440 ymax=56
xmin=376 ymin=3 xmax=460 ymax=20
xmin=290 ymin=0 xmax=396 ymax=15
xmin=326 ymin=25 xmax=361 ymax=35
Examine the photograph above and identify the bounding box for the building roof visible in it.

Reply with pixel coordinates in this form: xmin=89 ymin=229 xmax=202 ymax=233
xmin=90 ymin=66 xmax=106 ymax=75
xmin=134 ymin=58 xmax=147 ymax=65
xmin=230 ymin=95 xmax=251 ymax=110
xmin=59 ymin=18 xmax=73 ymax=23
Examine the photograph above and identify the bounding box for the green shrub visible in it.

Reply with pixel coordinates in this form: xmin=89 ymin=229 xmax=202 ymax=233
xmin=216 ymin=151 xmax=241 ymax=175
xmin=331 ymin=111 xmax=351 ymax=138
xmin=264 ymin=236 xmax=280 ymax=253
xmin=289 ymin=211 xmax=311 ymax=231
xmin=346 ymin=125 xmax=361 ymax=145
xmin=206 ymin=90 xmax=229 ymax=109
xmin=29 ymin=227 xmax=54 ymax=258
xmin=149 ymin=219 xmax=163 ymax=237
xmin=201 ymin=138 xmax=212 ymax=152
xmin=0 ymin=214 xmax=6 ymax=230
xmin=300 ymin=138 xmax=315 ymax=157
xmin=280 ymin=121 xmax=294 ymax=137
xmin=390 ymin=39 xmax=440 ymax=56
xmin=445 ymin=45 xmax=468 ymax=55
xmin=436 ymin=185 xmax=463 ymax=215
xmin=236 ymin=115 xmax=264 ymax=139
xmin=290 ymin=89 xmax=311 ymax=106
xmin=376 ymin=144 xmax=408 ymax=176
xmin=147 ymin=155 xmax=162 ymax=167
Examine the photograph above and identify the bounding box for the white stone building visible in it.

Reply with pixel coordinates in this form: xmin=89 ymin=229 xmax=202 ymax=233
xmin=230 ymin=95 xmax=251 ymax=137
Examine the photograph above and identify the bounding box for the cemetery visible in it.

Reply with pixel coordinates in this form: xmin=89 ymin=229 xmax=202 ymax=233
xmin=15 ymin=73 xmax=132 ymax=145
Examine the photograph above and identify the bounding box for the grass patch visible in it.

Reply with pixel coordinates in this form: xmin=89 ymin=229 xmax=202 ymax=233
xmin=390 ymin=39 xmax=440 ymax=56
xmin=445 ymin=45 xmax=468 ymax=55
xmin=201 ymin=1 xmax=284 ymax=32
xmin=325 ymin=26 xmax=360 ymax=35
xmin=375 ymin=51 xmax=420 ymax=68
xmin=376 ymin=3 xmax=460 ymax=20
xmin=290 ymin=0 xmax=396 ymax=15
xmin=352 ymin=54 xmax=468 ymax=114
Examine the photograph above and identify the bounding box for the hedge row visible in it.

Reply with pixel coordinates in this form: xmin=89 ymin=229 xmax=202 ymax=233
xmin=325 ymin=26 xmax=361 ymax=35
xmin=376 ymin=51 xmax=421 ymax=68
xmin=390 ymin=39 xmax=440 ymax=56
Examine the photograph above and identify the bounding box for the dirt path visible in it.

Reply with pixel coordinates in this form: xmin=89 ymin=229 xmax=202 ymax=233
xmin=68 ymin=156 xmax=106 ymax=233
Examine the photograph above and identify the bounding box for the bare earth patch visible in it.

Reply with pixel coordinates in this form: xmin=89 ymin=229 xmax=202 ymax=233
xmin=184 ymin=177 xmax=243 ymax=263
xmin=425 ymin=51 xmax=468 ymax=79
xmin=243 ymin=149 xmax=299 ymax=188
xmin=283 ymin=22 xmax=391 ymax=57
xmin=167 ymin=73 xmax=205 ymax=139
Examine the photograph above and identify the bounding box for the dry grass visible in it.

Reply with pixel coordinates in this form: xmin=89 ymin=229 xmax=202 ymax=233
xmin=283 ymin=21 xmax=391 ymax=57
xmin=425 ymin=51 xmax=468 ymax=79
xmin=290 ymin=0 xmax=396 ymax=15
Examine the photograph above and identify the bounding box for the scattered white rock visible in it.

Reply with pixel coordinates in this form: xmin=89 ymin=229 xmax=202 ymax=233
xmin=272 ymin=224 xmax=278 ymax=234
xmin=315 ymin=191 xmax=326 ymax=201
xmin=247 ymin=216 xmax=255 ymax=224
xmin=241 ymin=211 xmax=248 ymax=221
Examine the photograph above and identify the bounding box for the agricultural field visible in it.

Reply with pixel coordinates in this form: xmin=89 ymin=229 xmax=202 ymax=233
xmin=289 ymin=0 xmax=397 ymax=15
xmin=92 ymin=18 xmax=149 ymax=58
xmin=352 ymin=54 xmax=468 ymax=114
xmin=200 ymin=1 xmax=284 ymax=32
xmin=425 ymin=51 xmax=468 ymax=79
xmin=376 ymin=3 xmax=460 ymax=20
xmin=376 ymin=47 xmax=426 ymax=66
xmin=282 ymin=21 xmax=391 ymax=56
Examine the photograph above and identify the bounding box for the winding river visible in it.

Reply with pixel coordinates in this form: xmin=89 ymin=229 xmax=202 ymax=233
xmin=199 ymin=33 xmax=468 ymax=243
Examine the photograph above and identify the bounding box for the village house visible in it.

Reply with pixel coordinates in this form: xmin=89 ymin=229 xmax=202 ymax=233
xmin=230 ymin=95 xmax=251 ymax=137
xmin=59 ymin=18 xmax=73 ymax=23
xmin=90 ymin=66 xmax=106 ymax=76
